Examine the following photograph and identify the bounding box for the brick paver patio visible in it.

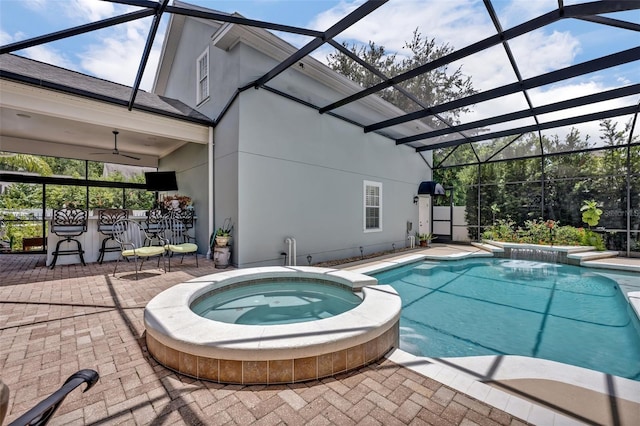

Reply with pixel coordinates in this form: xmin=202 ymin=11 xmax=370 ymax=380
xmin=0 ymin=253 xmax=529 ymax=425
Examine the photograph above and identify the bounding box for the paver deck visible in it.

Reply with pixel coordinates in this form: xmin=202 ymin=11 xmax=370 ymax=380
xmin=1 ymin=246 xmax=638 ymax=425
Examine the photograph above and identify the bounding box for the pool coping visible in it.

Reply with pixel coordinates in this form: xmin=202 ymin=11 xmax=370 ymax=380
xmin=347 ymin=252 xmax=640 ymax=425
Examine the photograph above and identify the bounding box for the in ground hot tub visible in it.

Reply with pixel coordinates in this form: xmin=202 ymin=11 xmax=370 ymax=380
xmin=144 ymin=266 xmax=401 ymax=384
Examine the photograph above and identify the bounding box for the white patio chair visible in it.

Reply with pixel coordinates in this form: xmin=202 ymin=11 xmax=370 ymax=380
xmin=162 ymin=217 xmax=198 ymax=271
xmin=112 ymin=219 xmax=165 ymax=280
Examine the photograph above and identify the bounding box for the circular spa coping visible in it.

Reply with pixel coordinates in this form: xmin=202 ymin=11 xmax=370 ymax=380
xmin=144 ymin=266 xmax=401 ymax=384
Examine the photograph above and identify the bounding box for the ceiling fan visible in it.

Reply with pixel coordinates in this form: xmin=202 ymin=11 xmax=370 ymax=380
xmin=91 ymin=130 xmax=140 ymax=160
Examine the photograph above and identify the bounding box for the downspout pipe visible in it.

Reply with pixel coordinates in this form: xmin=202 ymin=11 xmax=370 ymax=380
xmin=207 ymin=126 xmax=214 ymax=259
xmin=284 ymin=237 xmax=297 ymax=266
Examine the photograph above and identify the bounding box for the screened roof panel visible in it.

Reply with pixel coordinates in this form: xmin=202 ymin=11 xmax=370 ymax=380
xmin=536 ymin=93 xmax=640 ymax=126
xmin=488 ymin=134 xmax=542 ymax=162
xmin=459 ymin=92 xmax=533 ymax=125
xmin=439 ymin=143 xmax=478 ymax=168
xmin=448 ymin=43 xmax=520 ymax=93
xmin=491 ymin=1 xmax=557 ymax=29
xmin=540 ymin=125 xmax=597 ymax=155
xmin=472 ymin=138 xmax=519 ymax=163
xmin=540 ymin=113 xmax=637 ymax=154
xmin=1 ymin=0 xmax=638 ymax=167
xmin=433 ymin=146 xmax=457 ymax=167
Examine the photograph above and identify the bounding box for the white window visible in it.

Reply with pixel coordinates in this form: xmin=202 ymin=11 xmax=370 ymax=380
xmin=363 ymin=180 xmax=382 ymax=232
xmin=196 ymin=48 xmax=209 ymax=104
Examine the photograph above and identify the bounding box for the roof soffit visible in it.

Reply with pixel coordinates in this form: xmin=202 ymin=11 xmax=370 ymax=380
xmin=1 ymin=80 xmax=209 ymax=144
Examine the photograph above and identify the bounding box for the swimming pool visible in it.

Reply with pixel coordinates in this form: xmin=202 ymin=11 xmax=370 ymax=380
xmin=373 ymin=258 xmax=640 ymax=380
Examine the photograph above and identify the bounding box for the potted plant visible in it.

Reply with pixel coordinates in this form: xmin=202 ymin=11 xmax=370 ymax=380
xmin=163 ymin=194 xmax=191 ymax=211
xmin=212 ymin=217 xmax=233 ymax=247
xmin=418 ymin=233 xmax=436 ymax=247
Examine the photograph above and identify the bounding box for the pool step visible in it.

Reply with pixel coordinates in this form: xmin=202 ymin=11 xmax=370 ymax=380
xmin=471 ymin=242 xmax=504 ymax=254
xmin=580 ymin=257 xmax=640 ymax=273
xmin=566 ymin=250 xmax=619 ymax=262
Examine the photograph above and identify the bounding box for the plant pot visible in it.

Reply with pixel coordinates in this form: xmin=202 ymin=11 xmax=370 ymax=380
xmin=213 ymin=246 xmax=231 ymax=268
xmin=215 ymin=236 xmax=230 ymax=247
xmin=419 ymin=240 xmax=427 ymax=247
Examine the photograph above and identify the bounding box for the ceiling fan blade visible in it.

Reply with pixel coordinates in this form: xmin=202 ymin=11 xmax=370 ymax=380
xmin=88 ymin=131 xmax=139 ymax=160
xmin=120 ymin=153 xmax=141 ymax=160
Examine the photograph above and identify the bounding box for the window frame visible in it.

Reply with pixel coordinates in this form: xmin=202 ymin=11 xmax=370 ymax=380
xmin=363 ymin=180 xmax=382 ymax=232
xmin=196 ymin=47 xmax=209 ymax=105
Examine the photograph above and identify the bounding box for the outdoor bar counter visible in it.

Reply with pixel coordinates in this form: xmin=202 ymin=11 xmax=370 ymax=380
xmin=45 ymin=213 xmax=149 ymax=267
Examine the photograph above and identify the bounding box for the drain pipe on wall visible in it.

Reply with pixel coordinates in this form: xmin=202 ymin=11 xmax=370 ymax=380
xmin=207 ymin=126 xmax=214 ymax=260
xmin=284 ymin=237 xmax=297 ymax=266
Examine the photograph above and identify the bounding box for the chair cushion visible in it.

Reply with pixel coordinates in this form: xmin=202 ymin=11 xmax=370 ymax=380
xmin=122 ymin=246 xmax=165 ymax=257
xmin=52 ymin=225 xmax=85 ymax=234
xmin=166 ymin=243 xmax=198 ymax=253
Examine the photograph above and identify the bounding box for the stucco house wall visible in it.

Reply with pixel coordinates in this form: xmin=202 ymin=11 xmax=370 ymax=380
xmin=158 ymin=142 xmax=210 ymax=252
xmin=213 ymin=100 xmax=240 ymax=257
xmin=235 ymin=88 xmax=429 ymax=267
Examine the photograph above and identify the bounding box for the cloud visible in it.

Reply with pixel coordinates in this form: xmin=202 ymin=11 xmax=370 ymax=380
xmin=0 ymin=30 xmax=17 ymax=45
xmin=499 ymin=0 xmax=558 ymax=28
xmin=22 ymin=45 xmax=77 ymax=70
xmin=5 ymin=0 xmax=159 ymax=90
xmin=1 ymin=28 xmax=77 ymax=70
xmin=21 ymin=0 xmax=48 ymax=12
xmin=60 ymin=0 xmax=116 ymax=22
xmin=310 ymin=0 xmax=487 ymax=56
xmin=79 ymin=16 xmax=164 ymax=90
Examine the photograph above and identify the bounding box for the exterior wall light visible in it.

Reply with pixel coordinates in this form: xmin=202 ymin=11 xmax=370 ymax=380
xmin=413 ymin=195 xmax=419 ymax=204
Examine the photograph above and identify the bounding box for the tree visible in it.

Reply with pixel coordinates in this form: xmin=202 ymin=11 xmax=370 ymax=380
xmin=327 ymin=29 xmax=476 ymax=129
xmin=0 ymin=153 xmax=53 ymax=175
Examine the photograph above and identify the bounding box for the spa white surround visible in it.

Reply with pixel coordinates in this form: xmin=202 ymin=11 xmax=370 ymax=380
xmin=144 ymin=266 xmax=401 ymax=384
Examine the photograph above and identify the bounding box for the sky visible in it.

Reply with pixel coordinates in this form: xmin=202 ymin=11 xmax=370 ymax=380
xmin=1 ymin=0 xmax=639 ymax=144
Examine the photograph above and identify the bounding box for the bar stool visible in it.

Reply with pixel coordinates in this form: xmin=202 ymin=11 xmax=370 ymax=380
xmin=97 ymin=209 xmax=128 ymax=264
xmin=173 ymin=208 xmax=195 ymax=232
xmin=50 ymin=208 xmax=87 ymax=269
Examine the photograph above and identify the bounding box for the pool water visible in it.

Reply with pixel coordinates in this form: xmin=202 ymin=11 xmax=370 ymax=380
xmin=373 ymin=259 xmax=640 ymax=380
xmin=191 ymin=281 xmax=362 ymax=325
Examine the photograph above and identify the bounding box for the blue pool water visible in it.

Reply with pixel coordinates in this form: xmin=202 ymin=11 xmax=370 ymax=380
xmin=373 ymin=258 xmax=640 ymax=380
xmin=191 ymin=281 xmax=362 ymax=325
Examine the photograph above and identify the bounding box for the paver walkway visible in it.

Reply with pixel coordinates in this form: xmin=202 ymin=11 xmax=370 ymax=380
xmin=0 ymin=253 xmax=530 ymax=425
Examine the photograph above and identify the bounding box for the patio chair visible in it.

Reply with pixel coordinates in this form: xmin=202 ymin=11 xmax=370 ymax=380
xmin=112 ymin=219 xmax=165 ymax=280
xmin=96 ymin=209 xmax=128 ymax=264
xmin=49 ymin=208 xmax=87 ymax=269
xmin=162 ymin=217 xmax=198 ymax=271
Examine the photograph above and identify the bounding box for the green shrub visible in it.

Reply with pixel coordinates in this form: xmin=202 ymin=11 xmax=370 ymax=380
xmin=580 ymin=229 xmax=605 ymax=250
xmin=482 ymin=218 xmax=605 ymax=250
xmin=482 ymin=218 xmax=516 ymax=241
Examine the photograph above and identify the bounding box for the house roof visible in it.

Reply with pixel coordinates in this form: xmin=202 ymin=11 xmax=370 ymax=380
xmin=0 ymin=54 xmax=210 ymax=125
